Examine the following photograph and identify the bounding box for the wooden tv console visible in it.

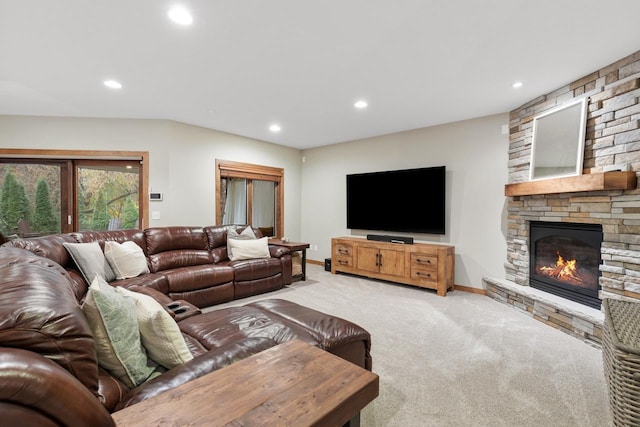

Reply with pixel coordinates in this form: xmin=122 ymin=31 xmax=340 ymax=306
xmin=331 ymin=237 xmax=455 ymax=296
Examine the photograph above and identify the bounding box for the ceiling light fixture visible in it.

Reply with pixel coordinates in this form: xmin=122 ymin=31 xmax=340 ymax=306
xmin=512 ymin=81 xmax=523 ymax=89
xmin=269 ymin=124 xmax=281 ymax=133
xmin=354 ymin=100 xmax=368 ymax=109
xmin=103 ymin=80 xmax=122 ymax=89
xmin=168 ymin=7 xmax=193 ymax=25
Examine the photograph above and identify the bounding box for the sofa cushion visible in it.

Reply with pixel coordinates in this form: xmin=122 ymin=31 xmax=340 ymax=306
xmin=248 ymin=299 xmax=373 ymax=370
xmin=231 ymin=257 xmax=282 ymax=281
xmin=63 ymin=241 xmax=116 ymax=283
xmin=163 ymin=264 xmax=234 ymax=293
xmin=228 ymin=237 xmax=270 ymax=261
xmin=145 ymin=226 xmax=208 ymax=255
xmin=148 ymin=249 xmax=213 ymax=273
xmin=178 ymin=306 xmax=320 ymax=350
xmin=115 ymin=286 xmax=194 ymax=369
xmin=82 ymin=276 xmax=159 ymax=388
xmin=71 ymin=229 xmax=147 ymax=253
xmin=2 ymin=233 xmax=77 ymax=267
xmin=105 ymin=241 xmax=149 ymax=279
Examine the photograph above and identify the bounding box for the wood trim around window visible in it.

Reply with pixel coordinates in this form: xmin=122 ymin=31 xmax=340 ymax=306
xmin=215 ymin=159 xmax=284 ymax=237
xmin=0 ymin=148 xmax=149 ymax=229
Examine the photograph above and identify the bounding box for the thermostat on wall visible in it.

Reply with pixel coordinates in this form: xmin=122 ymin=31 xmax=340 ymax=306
xmin=149 ymin=192 xmax=163 ymax=201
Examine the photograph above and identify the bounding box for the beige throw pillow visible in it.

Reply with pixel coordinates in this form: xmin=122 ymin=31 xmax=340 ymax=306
xmin=228 ymin=236 xmax=271 ymax=261
xmin=115 ymin=287 xmax=193 ymax=369
xmin=104 ymin=241 xmax=150 ymax=280
xmin=227 ymin=227 xmax=256 ymax=259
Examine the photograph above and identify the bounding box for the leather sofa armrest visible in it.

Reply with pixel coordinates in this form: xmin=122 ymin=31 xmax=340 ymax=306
xmin=0 ymin=348 xmax=115 ymax=427
xmin=268 ymin=245 xmax=290 ymax=258
xmin=115 ymin=337 xmax=276 ymax=411
xmin=122 ymin=284 xmax=202 ymax=320
xmin=169 ymin=300 xmax=202 ymax=321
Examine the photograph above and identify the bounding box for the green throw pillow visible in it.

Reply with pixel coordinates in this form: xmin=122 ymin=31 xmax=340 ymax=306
xmin=82 ymin=276 xmax=159 ymax=388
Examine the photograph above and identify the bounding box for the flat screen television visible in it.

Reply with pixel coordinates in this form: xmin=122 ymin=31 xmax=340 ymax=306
xmin=346 ymin=166 xmax=446 ymax=235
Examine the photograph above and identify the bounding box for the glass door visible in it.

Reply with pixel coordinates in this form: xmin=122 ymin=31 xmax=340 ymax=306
xmin=75 ymin=161 xmax=141 ymax=231
xmin=0 ymin=160 xmax=65 ymax=237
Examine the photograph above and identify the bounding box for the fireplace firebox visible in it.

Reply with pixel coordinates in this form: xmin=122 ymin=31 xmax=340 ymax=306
xmin=529 ymin=221 xmax=603 ymax=309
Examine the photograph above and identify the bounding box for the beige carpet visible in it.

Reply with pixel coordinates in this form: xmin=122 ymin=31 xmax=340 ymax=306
xmin=211 ymin=264 xmax=613 ymax=426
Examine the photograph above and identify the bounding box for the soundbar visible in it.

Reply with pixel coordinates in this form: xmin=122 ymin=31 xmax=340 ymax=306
xmin=366 ymin=234 xmax=414 ymax=244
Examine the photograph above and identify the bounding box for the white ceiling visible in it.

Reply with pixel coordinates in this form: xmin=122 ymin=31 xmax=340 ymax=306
xmin=1 ymin=1 xmax=639 ymax=150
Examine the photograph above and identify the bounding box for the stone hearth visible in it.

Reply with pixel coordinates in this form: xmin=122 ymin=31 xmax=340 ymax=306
xmin=484 ymin=276 xmax=603 ymax=347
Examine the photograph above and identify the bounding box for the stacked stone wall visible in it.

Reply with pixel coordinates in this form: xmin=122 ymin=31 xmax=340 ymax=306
xmin=506 ymin=50 xmax=640 ymax=303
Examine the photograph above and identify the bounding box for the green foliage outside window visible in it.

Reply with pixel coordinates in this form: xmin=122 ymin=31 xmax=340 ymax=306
xmin=0 ymin=172 xmax=32 ymax=235
xmin=33 ymin=178 xmax=57 ymax=232
xmin=0 ymin=162 xmax=139 ymax=235
xmin=121 ymin=197 xmax=139 ymax=229
xmin=77 ymin=166 xmax=139 ymax=231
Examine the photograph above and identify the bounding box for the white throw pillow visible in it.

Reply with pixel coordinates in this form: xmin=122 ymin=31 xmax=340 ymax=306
xmin=115 ymin=287 xmax=193 ymax=369
xmin=228 ymin=236 xmax=271 ymax=261
xmin=104 ymin=241 xmax=150 ymax=280
xmin=227 ymin=227 xmax=256 ymax=259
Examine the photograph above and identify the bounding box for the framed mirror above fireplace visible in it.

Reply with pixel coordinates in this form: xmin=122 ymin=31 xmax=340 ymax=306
xmin=529 ymin=97 xmax=589 ymax=181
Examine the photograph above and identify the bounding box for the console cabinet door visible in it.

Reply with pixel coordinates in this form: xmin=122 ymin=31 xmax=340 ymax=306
xmin=379 ymin=248 xmax=405 ymax=277
xmin=356 ymin=245 xmax=405 ymax=277
xmin=356 ymin=246 xmax=380 ymax=274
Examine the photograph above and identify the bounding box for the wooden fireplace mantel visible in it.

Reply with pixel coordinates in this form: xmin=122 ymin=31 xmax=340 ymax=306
xmin=504 ymin=171 xmax=637 ymax=197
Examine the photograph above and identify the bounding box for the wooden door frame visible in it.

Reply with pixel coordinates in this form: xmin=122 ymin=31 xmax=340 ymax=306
xmin=215 ymin=159 xmax=284 ymax=238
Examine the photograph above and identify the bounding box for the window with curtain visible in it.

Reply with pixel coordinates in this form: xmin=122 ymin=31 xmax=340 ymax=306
xmin=216 ymin=160 xmax=283 ymax=238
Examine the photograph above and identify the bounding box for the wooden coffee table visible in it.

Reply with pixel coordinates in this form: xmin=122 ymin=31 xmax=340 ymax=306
xmin=112 ymin=339 xmax=379 ymax=426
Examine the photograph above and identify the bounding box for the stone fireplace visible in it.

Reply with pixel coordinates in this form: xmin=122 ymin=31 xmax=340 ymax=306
xmin=485 ymin=49 xmax=640 ymax=347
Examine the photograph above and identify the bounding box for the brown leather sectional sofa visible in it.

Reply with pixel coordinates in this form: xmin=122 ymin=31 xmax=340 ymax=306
xmin=6 ymin=224 xmax=293 ymax=308
xmin=0 ymin=225 xmax=372 ymax=426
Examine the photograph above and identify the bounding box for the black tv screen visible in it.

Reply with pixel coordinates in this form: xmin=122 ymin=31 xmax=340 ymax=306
xmin=346 ymin=166 xmax=446 ymax=235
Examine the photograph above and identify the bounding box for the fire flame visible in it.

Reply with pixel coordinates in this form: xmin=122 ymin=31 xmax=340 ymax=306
xmin=539 ymin=252 xmax=582 ymax=283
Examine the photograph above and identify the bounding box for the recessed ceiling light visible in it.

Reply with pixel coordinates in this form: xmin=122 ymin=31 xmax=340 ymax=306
xmin=354 ymin=100 xmax=368 ymax=109
xmin=512 ymin=81 xmax=523 ymax=89
xmin=269 ymin=124 xmax=281 ymax=133
xmin=103 ymin=80 xmax=122 ymax=89
xmin=168 ymin=7 xmax=193 ymax=25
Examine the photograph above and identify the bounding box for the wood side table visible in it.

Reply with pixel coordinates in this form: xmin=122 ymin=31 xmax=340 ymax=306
xmin=269 ymin=239 xmax=311 ymax=281
xmin=111 ymin=339 xmax=379 ymax=427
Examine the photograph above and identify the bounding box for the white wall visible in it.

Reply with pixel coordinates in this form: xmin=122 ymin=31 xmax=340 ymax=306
xmin=1 ymin=113 xmax=509 ymax=289
xmin=0 ymin=116 xmax=303 ymax=239
xmin=300 ymin=113 xmax=509 ymax=289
